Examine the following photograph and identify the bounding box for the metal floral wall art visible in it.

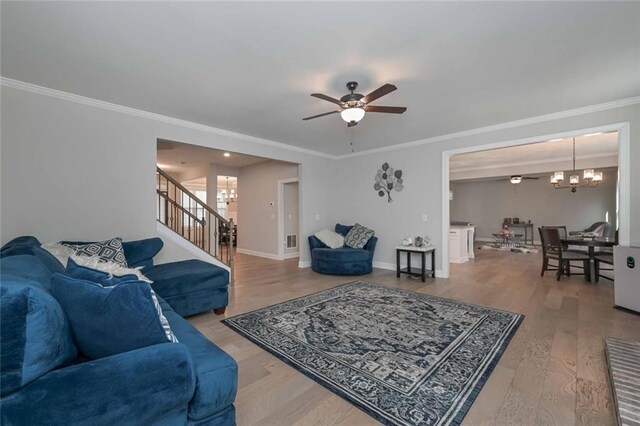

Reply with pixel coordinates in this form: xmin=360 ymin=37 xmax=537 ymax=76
xmin=374 ymin=162 xmax=403 ymax=203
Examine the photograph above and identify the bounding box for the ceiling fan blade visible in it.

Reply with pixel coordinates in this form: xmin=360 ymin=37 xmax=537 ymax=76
xmin=302 ymin=111 xmax=339 ymax=121
xmin=311 ymin=93 xmax=343 ymax=106
xmin=347 ymin=121 xmax=358 ymax=128
xmin=366 ymin=105 xmax=407 ymax=114
xmin=362 ymin=84 xmax=397 ymax=104
xmin=522 ymin=177 xmax=540 ymax=180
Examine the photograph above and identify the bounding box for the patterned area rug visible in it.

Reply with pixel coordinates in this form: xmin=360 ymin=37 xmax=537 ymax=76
xmin=223 ymin=281 xmax=523 ymax=426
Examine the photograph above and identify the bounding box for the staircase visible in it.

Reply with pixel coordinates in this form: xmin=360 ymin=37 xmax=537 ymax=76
xmin=156 ymin=167 xmax=234 ymax=280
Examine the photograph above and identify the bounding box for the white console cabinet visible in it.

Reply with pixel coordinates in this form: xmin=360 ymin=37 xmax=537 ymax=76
xmin=449 ymin=226 xmax=475 ymax=263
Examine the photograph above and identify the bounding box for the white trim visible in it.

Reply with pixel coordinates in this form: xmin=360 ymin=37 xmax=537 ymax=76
xmin=156 ymin=222 xmax=231 ymax=273
xmin=283 ymin=252 xmax=300 ymax=259
xmin=236 ymin=247 xmax=283 ymax=260
xmin=0 ymin=77 xmax=334 ymax=160
xmin=338 ymin=97 xmax=640 ymax=159
xmin=442 ymin=122 xmax=632 ymax=278
xmin=451 ymin=152 xmax=618 ymax=174
xmin=2 ymin=77 xmax=639 ymax=161
xmin=298 ymin=260 xmax=311 ymax=268
xmin=277 ymin=177 xmax=300 ymax=260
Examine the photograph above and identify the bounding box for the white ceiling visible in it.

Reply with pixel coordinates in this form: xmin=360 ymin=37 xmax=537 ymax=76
xmin=450 ymin=132 xmax=618 ymax=181
xmin=2 ymin=2 xmax=639 ymax=155
xmin=157 ymin=139 xmax=268 ymax=171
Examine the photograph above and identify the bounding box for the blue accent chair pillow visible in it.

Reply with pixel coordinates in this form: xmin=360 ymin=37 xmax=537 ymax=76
xmin=50 ymin=273 xmax=177 ymax=359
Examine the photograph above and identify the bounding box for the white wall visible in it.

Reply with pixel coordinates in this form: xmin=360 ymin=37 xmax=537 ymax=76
xmin=0 ymin=86 xmax=336 ymax=266
xmin=236 ymin=160 xmax=298 ymax=257
xmin=2 ymin=84 xmax=638 ymax=276
xmin=333 ymin=103 xmax=640 ymax=276
xmin=451 ymin=169 xmax=618 ymax=243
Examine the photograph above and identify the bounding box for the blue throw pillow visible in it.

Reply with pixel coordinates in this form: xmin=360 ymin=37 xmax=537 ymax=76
xmin=50 ymin=273 xmax=177 ymax=359
xmin=1 ymin=281 xmax=77 ymax=396
xmin=64 ymin=258 xmax=138 ymax=285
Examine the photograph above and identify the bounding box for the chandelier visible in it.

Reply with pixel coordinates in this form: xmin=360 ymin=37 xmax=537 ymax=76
xmin=217 ymin=177 xmax=237 ymax=204
xmin=550 ymin=137 xmax=602 ymax=193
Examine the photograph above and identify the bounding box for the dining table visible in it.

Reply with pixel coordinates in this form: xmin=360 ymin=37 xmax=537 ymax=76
xmin=561 ymin=236 xmax=616 ymax=282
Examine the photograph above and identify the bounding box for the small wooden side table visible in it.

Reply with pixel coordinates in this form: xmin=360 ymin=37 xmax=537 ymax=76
xmin=396 ymin=246 xmax=436 ymax=282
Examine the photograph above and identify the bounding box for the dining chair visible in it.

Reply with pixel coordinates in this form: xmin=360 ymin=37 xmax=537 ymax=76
xmin=594 ymin=253 xmax=614 ymax=282
xmin=538 ymin=227 xmax=591 ymax=281
xmin=542 ymin=225 xmax=588 ymax=253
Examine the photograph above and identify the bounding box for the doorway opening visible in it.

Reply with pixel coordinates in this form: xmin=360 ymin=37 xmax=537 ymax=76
xmin=441 ymin=122 xmax=631 ymax=279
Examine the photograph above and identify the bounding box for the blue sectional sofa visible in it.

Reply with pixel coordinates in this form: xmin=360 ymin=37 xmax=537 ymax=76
xmin=0 ymin=236 xmax=238 ymax=426
xmin=308 ymin=224 xmax=377 ymax=275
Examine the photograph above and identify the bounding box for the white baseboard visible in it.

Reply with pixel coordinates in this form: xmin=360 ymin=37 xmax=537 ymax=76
xmin=298 ymin=260 xmax=311 ymax=268
xmin=236 ymin=247 xmax=282 ymax=260
xmin=283 ymin=252 xmax=300 ymax=259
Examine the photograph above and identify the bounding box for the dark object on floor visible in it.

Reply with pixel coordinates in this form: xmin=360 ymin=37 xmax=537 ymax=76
xmin=309 ymin=224 xmax=377 ymax=275
xmin=0 ymin=236 xmax=237 ymax=425
xmin=605 ymin=337 xmax=640 ymax=426
xmin=539 ymin=227 xmax=590 ymax=281
xmin=223 ymin=281 xmax=523 ymax=426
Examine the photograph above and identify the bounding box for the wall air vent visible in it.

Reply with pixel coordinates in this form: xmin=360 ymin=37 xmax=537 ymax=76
xmin=286 ymin=234 xmax=297 ymax=249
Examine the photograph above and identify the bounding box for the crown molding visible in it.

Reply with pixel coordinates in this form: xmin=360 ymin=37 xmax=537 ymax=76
xmin=0 ymin=77 xmax=336 ymax=160
xmin=450 ymin=152 xmax=618 ymax=174
xmin=336 ymin=96 xmax=640 ymax=159
xmin=3 ymin=76 xmax=639 ymax=161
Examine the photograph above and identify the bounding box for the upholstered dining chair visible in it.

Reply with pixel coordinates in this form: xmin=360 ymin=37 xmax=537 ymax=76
xmin=539 ymin=227 xmax=591 ymax=281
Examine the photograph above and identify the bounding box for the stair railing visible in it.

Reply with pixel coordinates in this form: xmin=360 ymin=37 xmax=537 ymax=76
xmin=156 ymin=167 xmax=234 ymax=281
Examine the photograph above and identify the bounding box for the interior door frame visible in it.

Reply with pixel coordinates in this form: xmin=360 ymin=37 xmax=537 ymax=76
xmin=441 ymin=121 xmax=631 ymax=279
xmin=277 ymin=177 xmax=300 ymax=260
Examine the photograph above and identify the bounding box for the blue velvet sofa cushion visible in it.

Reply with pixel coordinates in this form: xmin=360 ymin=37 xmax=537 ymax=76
xmin=65 ymin=258 xmax=139 ymax=284
xmin=50 ymin=273 xmax=176 ymax=359
xmin=0 ymin=343 xmax=196 ymax=426
xmin=146 ymin=260 xmax=230 ymax=317
xmin=0 ymin=236 xmax=65 ymax=274
xmin=312 ymin=247 xmax=373 ymax=262
xmin=122 ymin=237 xmax=164 ymax=270
xmin=1 ymin=257 xmax=77 ymax=396
xmin=164 ymin=309 xmax=238 ymax=420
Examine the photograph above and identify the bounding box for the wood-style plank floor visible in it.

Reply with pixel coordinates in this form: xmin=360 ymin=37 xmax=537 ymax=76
xmin=188 ymin=247 xmax=640 ymax=425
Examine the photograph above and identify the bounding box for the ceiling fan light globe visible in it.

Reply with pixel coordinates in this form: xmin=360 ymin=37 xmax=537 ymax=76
xmin=340 ymin=107 xmax=365 ymax=123
xmin=510 ymin=176 xmax=522 ymax=184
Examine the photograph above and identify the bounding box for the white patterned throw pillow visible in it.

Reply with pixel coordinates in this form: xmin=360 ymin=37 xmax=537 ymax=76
xmin=314 ymin=229 xmax=344 ymax=249
xmin=344 ymin=223 xmax=374 ymax=249
xmin=61 ymin=237 xmax=128 ymax=267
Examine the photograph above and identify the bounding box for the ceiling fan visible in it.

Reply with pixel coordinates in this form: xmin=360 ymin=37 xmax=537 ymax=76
xmin=303 ymin=81 xmax=407 ymax=127
xmin=504 ymin=175 xmax=540 ymax=184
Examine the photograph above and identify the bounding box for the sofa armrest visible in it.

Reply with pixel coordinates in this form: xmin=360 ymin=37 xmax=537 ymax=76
xmin=308 ymin=235 xmax=327 ymax=251
xmin=122 ymin=237 xmax=164 ymax=269
xmin=1 ymin=343 xmax=195 ymax=425
xmin=364 ymin=236 xmax=378 ymax=254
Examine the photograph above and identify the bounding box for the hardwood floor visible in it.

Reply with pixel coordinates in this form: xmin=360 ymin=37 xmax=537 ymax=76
xmin=188 ymin=247 xmax=640 ymax=425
